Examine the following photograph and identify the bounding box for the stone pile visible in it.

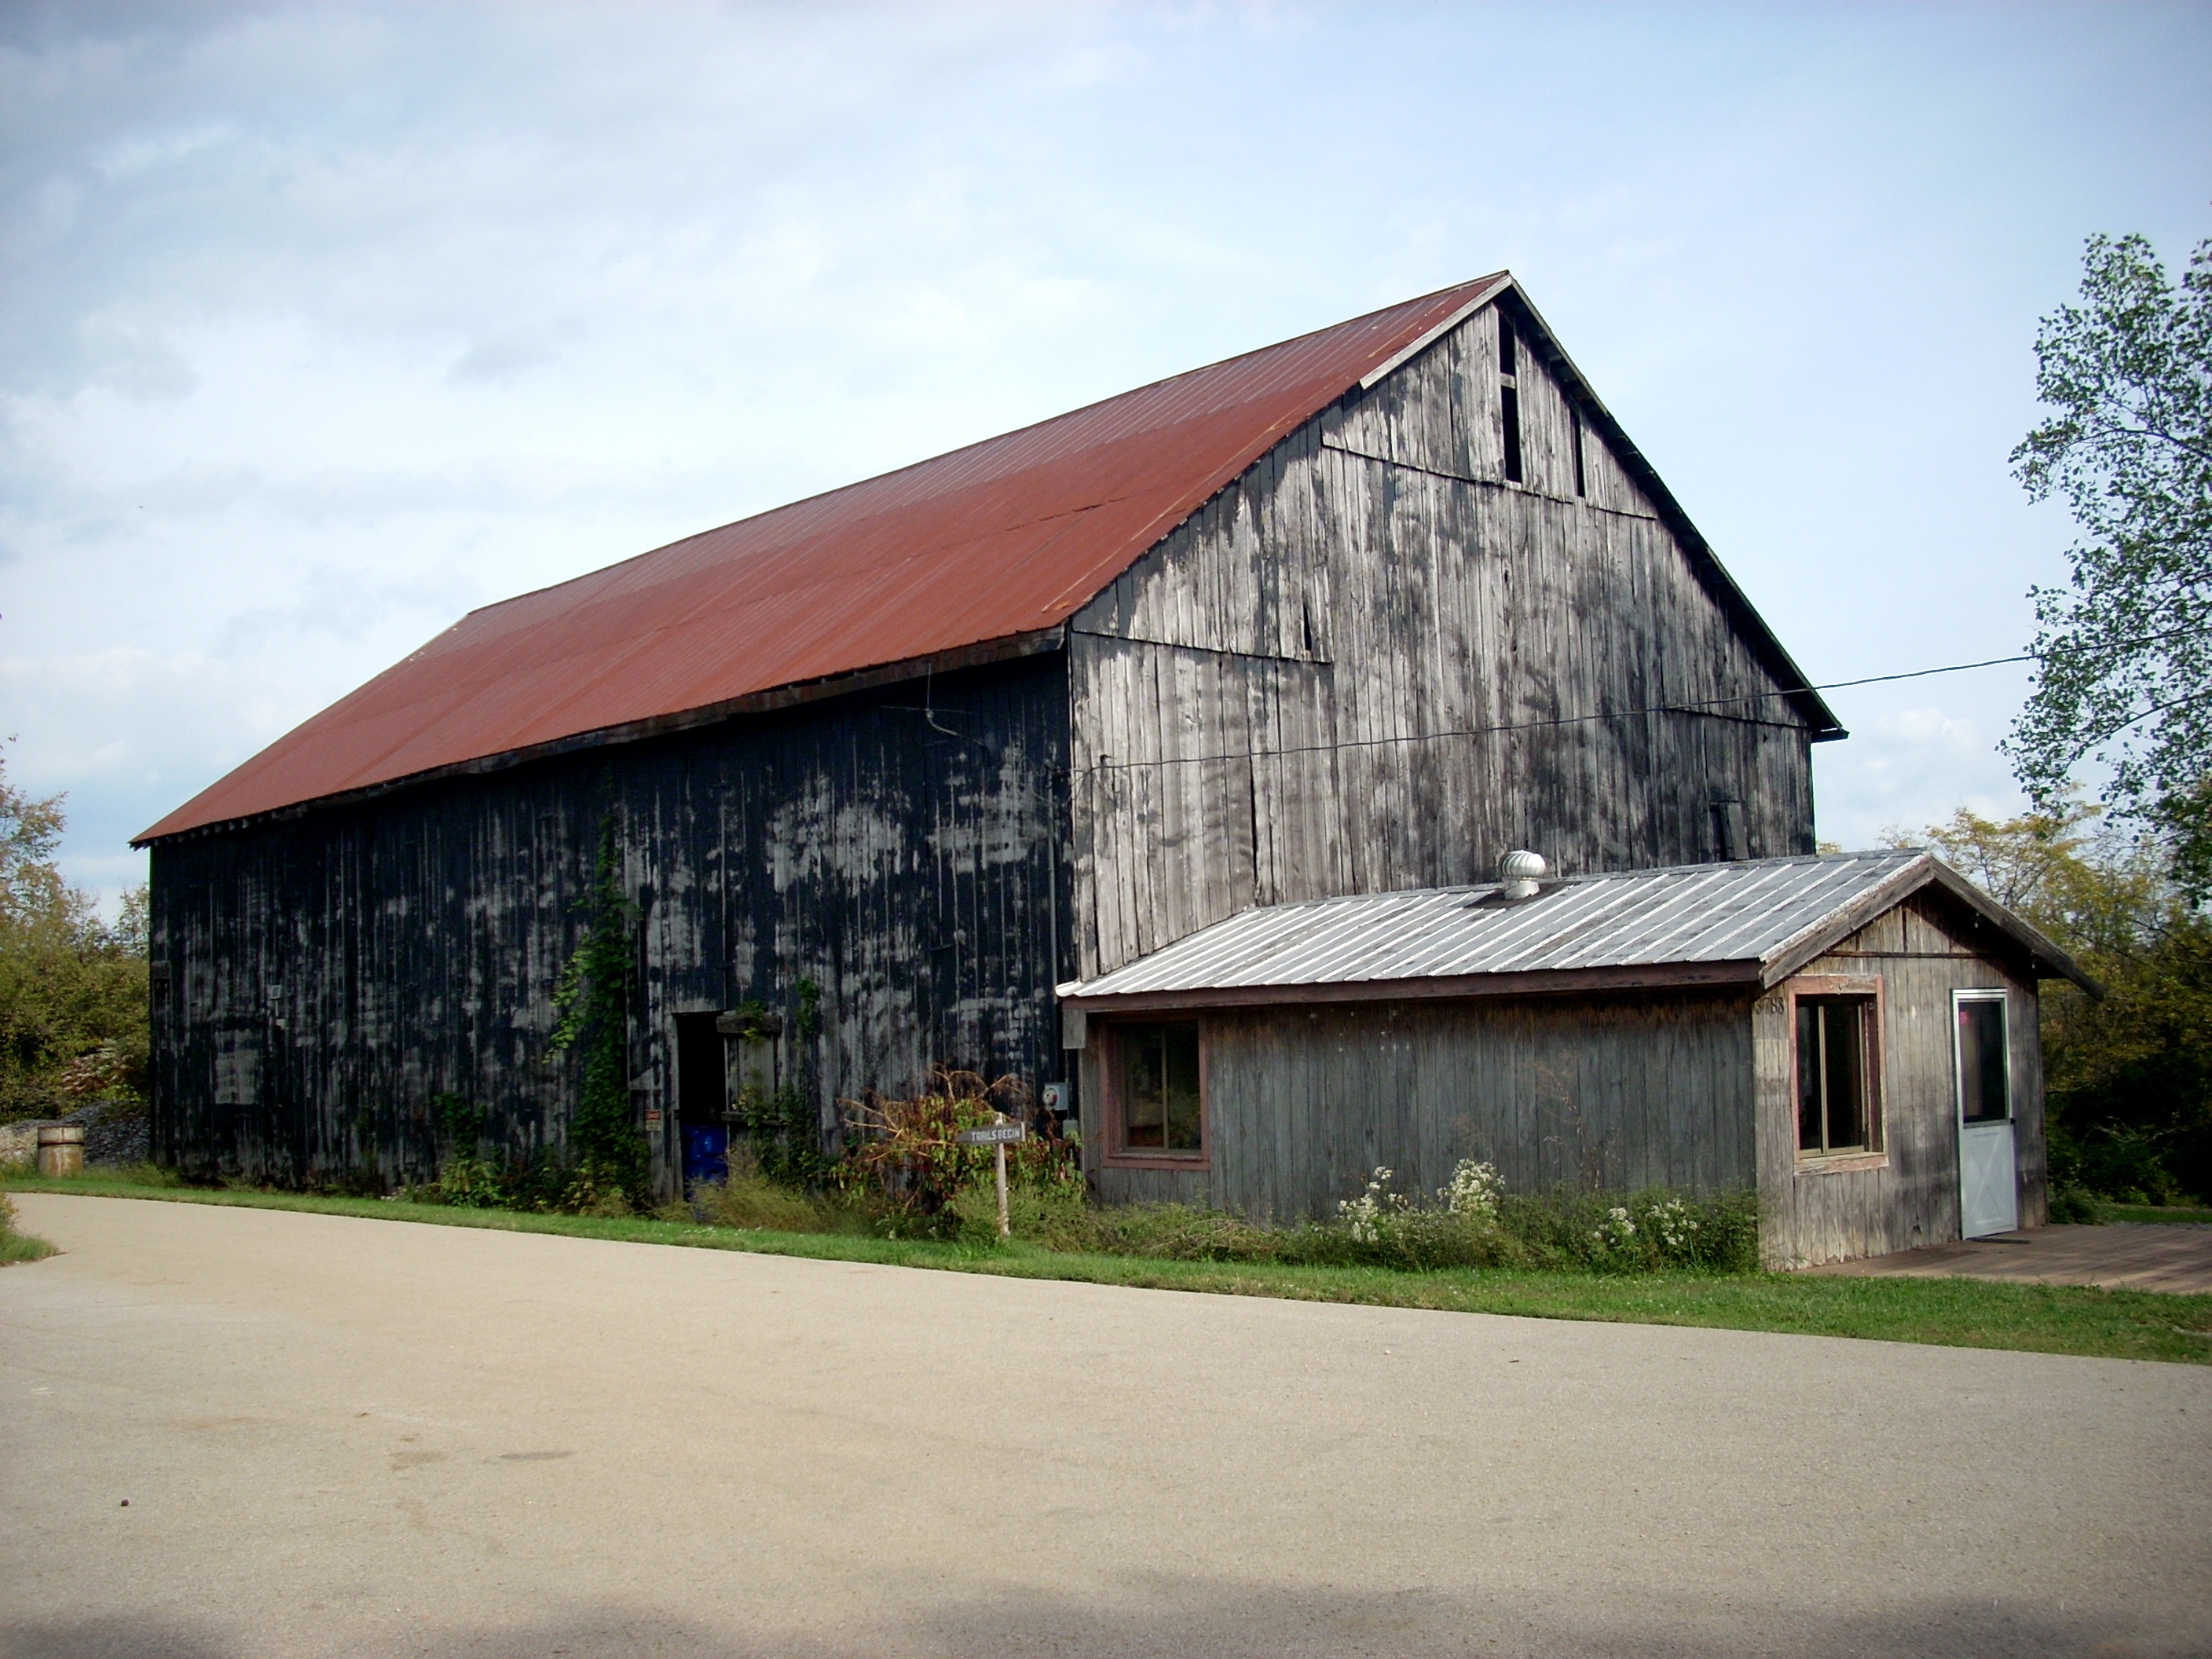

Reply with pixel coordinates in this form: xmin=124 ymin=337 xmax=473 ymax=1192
xmin=0 ymin=1102 xmax=149 ymax=1167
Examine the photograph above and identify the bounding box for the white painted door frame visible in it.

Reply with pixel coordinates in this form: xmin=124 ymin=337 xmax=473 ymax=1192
xmin=1954 ymin=987 xmax=2019 ymax=1238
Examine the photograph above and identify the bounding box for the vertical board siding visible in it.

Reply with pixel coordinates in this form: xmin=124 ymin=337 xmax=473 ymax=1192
xmin=152 ymin=296 xmax=1837 ymax=1207
xmin=1086 ymin=991 xmax=1756 ymax=1221
xmin=1071 ymin=300 xmax=1818 ymax=979
xmin=150 ymin=657 xmax=1072 ymax=1191
xmin=1755 ymin=893 xmax=2048 ymax=1268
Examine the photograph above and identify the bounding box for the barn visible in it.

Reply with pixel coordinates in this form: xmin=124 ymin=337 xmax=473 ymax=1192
xmin=141 ymin=271 xmax=1870 ymax=1209
xmin=1057 ymin=849 xmax=2096 ymax=1265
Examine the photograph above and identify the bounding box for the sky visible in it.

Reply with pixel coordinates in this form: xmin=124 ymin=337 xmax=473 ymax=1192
xmin=3 ymin=0 xmax=2209 ymax=909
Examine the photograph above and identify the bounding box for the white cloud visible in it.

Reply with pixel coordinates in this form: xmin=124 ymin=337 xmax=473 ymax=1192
xmin=1812 ymin=690 xmax=2032 ymax=853
xmin=0 ymin=645 xmax=317 ymax=904
xmin=0 ymin=1 xmax=2207 ymax=910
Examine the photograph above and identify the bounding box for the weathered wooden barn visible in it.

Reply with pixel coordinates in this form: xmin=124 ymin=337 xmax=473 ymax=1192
xmin=139 ymin=272 xmax=1851 ymax=1196
xmin=1057 ymin=849 xmax=2096 ymax=1265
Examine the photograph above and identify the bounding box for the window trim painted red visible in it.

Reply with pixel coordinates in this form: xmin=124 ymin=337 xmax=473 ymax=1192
xmin=1784 ymin=973 xmax=1888 ymax=1169
xmin=1095 ymin=1016 xmax=1213 ymax=1173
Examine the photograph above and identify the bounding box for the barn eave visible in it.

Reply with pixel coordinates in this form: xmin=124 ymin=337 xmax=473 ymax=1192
xmin=130 ymin=624 xmax=1068 ymax=848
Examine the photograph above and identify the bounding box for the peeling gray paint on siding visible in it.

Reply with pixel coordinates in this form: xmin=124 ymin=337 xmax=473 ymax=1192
xmin=150 ymin=658 xmax=1071 ymax=1190
xmin=1069 ymin=301 xmax=1818 ymax=980
xmin=1082 ymin=990 xmax=1758 ymax=1222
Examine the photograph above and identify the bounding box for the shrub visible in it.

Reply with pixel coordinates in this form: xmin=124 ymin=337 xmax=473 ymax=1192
xmin=947 ymin=1169 xmax=1094 ymax=1246
xmin=2049 ymin=1185 xmax=2100 ymax=1224
xmin=1490 ymin=1184 xmax=1761 ymax=1273
xmin=2065 ymin=1123 xmax=2186 ymax=1206
xmin=1276 ymin=1165 xmax=1761 ymax=1274
xmin=434 ymin=1152 xmax=508 ymax=1209
xmin=921 ymin=1159 xmax=1759 ymax=1275
xmin=837 ymin=1068 xmax=1076 ymax=1218
xmin=732 ymin=1081 xmax=836 ymax=1189
xmin=688 ymin=1144 xmax=870 ymax=1233
xmin=1305 ymin=1163 xmax=1523 ymax=1270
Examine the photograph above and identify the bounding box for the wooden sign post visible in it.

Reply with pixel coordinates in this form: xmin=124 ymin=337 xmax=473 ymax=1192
xmin=954 ymin=1115 xmax=1027 ymax=1238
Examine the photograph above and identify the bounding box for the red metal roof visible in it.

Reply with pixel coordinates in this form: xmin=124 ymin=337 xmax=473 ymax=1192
xmin=141 ymin=277 xmax=1514 ymax=842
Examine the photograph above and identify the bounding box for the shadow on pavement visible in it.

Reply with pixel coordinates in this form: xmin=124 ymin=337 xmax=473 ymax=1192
xmin=4 ymin=1580 xmax=2186 ymax=1659
xmin=1 ymin=1617 xmax=231 ymax=1659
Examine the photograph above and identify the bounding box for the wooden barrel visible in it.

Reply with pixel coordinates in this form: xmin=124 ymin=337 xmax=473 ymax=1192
xmin=37 ymin=1124 xmax=84 ymax=1178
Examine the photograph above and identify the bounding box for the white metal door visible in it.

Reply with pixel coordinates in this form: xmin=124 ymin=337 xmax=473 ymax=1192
xmin=1954 ymin=991 xmax=2018 ymax=1237
xmin=1958 ymin=1121 xmax=2017 ymax=1236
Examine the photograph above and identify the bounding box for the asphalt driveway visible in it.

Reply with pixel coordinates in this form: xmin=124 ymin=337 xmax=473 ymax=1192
xmin=2 ymin=1193 xmax=2208 ymax=1658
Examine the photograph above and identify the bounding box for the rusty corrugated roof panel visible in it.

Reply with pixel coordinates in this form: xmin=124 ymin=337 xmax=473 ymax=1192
xmin=1056 ymin=851 xmax=2098 ymax=1000
xmin=140 ymin=276 xmax=1514 ymax=842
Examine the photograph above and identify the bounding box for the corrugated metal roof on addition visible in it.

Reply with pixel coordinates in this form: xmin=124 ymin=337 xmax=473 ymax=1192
xmin=1057 ymin=851 xmax=2094 ymax=1002
xmin=139 ymin=276 xmax=1513 ymax=843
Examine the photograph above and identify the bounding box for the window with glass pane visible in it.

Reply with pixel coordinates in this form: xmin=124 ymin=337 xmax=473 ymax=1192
xmin=1796 ymin=997 xmax=1873 ymax=1155
xmin=1116 ymin=1021 xmax=1203 ymax=1155
xmin=1956 ymin=995 xmax=2010 ymax=1124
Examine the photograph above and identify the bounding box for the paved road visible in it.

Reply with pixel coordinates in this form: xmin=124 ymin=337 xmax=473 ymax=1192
xmin=3 ymin=1194 xmax=2208 ymax=1659
xmin=1807 ymin=1221 xmax=2212 ymax=1295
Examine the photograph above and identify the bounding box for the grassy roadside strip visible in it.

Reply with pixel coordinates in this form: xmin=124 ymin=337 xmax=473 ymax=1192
xmin=9 ymin=1172 xmax=2211 ymax=1364
xmin=0 ymin=1192 xmax=56 ymax=1264
xmin=2096 ymin=1200 xmax=2212 ymax=1225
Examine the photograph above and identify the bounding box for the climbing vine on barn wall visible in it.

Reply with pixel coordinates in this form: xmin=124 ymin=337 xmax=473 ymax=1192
xmin=551 ymin=811 xmax=648 ymax=1202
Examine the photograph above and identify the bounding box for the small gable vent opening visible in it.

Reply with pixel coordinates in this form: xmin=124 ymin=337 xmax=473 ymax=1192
xmin=1498 ymin=310 xmax=1524 ymax=484
xmin=1571 ymin=408 xmax=1588 ymax=498
xmin=1710 ymin=798 xmax=1746 ymax=862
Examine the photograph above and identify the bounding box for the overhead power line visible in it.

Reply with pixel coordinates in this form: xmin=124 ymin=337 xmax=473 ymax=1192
xmin=1075 ymin=626 xmax=2208 ymax=777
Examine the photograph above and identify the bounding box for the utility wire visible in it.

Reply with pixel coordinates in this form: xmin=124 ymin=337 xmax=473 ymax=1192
xmin=1073 ymin=625 xmax=2210 ymax=777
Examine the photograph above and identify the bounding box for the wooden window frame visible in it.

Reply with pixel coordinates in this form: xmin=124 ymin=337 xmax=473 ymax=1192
xmin=1785 ymin=974 xmax=1888 ymax=1173
xmin=1095 ymin=1016 xmax=1212 ymax=1172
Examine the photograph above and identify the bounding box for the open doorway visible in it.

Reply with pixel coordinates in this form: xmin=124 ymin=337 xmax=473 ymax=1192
xmin=673 ymin=1013 xmax=730 ymax=1190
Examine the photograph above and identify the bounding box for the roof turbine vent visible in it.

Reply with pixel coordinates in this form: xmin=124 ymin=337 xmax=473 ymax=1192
xmin=1497 ymin=849 xmax=1548 ymax=902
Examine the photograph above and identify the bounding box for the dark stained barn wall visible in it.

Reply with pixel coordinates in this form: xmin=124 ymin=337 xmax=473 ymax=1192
xmin=1069 ymin=297 xmax=1818 ymax=978
xmin=148 ymin=657 xmax=1071 ymax=1191
xmin=1080 ymin=991 xmax=1758 ymax=1221
xmin=1756 ymin=892 xmax=2046 ymax=1268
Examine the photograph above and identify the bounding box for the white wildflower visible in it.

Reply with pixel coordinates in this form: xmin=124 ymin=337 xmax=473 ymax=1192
xmin=1336 ymin=1166 xmax=1403 ymax=1243
xmin=1645 ymin=1196 xmax=1701 ymax=1256
xmin=1440 ymin=1159 xmax=1502 ymax=1222
xmin=1591 ymin=1204 xmax=1639 ymax=1252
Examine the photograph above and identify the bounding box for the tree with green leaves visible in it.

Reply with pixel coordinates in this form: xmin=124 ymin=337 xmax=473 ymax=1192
xmin=1893 ymin=803 xmax=2211 ymax=1203
xmin=0 ymin=756 xmax=148 ymax=1119
xmin=2009 ymin=231 xmax=2212 ymax=895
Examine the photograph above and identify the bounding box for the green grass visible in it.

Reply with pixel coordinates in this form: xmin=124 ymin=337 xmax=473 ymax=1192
xmin=9 ymin=1170 xmax=2211 ymax=1364
xmin=0 ymin=1192 xmax=57 ymax=1265
xmin=2094 ymin=1199 xmax=2212 ymax=1225
xmin=0 ymin=1230 xmax=56 ymax=1264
